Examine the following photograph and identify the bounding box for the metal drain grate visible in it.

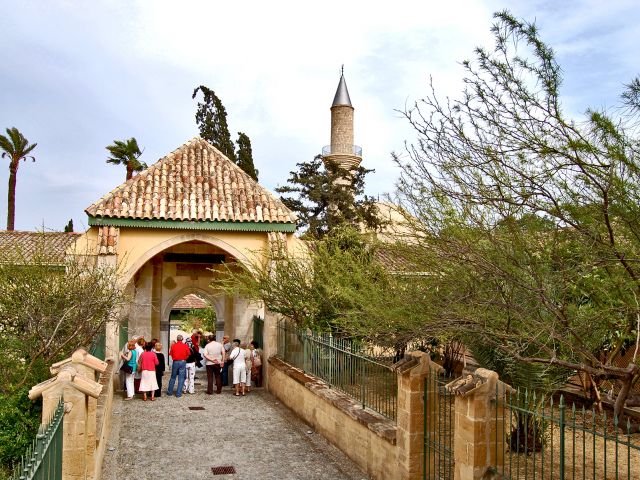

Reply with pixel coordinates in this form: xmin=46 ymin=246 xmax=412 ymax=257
xmin=211 ymin=466 xmax=236 ymax=475
xmin=188 ymin=406 xmax=205 ymax=410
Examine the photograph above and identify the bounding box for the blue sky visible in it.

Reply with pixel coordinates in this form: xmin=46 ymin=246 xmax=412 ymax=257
xmin=0 ymin=0 xmax=638 ymax=231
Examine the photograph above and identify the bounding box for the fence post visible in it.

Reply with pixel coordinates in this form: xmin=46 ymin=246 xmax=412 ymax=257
xmin=28 ymin=349 xmax=107 ymax=480
xmin=393 ymin=352 xmax=443 ymax=480
xmin=446 ymin=368 xmax=513 ymax=480
xmin=262 ymin=308 xmax=282 ymax=390
xmin=559 ymin=395 xmax=566 ymax=480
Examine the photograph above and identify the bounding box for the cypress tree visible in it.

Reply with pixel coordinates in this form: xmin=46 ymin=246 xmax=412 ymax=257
xmin=192 ymin=86 xmax=236 ymax=162
xmin=236 ymin=132 xmax=258 ymax=181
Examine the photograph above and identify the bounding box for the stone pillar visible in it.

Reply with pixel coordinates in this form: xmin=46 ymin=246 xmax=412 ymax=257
xmin=30 ymin=351 xmax=105 ymax=480
xmin=261 ymin=308 xmax=280 ymax=390
xmin=150 ymin=257 xmax=163 ymax=341
xmin=446 ymin=369 xmax=512 ymax=480
xmin=96 ymin=228 xmax=120 ymax=361
xmin=394 ymin=352 xmax=444 ymax=480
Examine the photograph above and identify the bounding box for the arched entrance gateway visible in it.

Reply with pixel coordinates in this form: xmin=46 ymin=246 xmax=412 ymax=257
xmin=75 ymin=137 xmax=299 ymax=362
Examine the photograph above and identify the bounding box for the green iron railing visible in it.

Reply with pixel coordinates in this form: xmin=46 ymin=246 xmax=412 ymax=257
xmin=11 ymin=399 xmax=64 ymax=480
xmin=495 ymin=389 xmax=640 ymax=480
xmin=252 ymin=316 xmax=264 ymax=349
xmin=276 ymin=320 xmax=398 ymax=421
xmin=422 ymin=368 xmax=640 ymax=480
xmin=423 ymin=372 xmax=455 ymax=480
xmin=89 ymin=327 xmax=106 ymax=361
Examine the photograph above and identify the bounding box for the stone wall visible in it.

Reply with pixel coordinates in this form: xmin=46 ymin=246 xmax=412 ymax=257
xmin=268 ymin=357 xmax=399 ymax=480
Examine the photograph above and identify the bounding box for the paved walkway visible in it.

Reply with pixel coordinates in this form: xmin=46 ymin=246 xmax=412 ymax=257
xmin=101 ymin=378 xmax=369 ymax=480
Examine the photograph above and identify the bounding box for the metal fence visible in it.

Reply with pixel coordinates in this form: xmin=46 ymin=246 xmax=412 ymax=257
xmin=89 ymin=327 xmax=106 ymax=361
xmin=422 ymin=369 xmax=640 ymax=480
xmin=423 ymin=371 xmax=456 ymax=480
xmin=276 ymin=320 xmax=397 ymax=421
xmin=11 ymin=399 xmax=64 ymax=480
xmin=252 ymin=316 xmax=264 ymax=349
xmin=495 ymin=390 xmax=640 ymax=480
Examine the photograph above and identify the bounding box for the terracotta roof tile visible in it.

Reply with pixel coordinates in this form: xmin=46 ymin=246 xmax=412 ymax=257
xmin=0 ymin=231 xmax=80 ymax=265
xmin=96 ymin=226 xmax=119 ymax=255
xmin=173 ymin=294 xmax=208 ymax=310
xmin=86 ymin=137 xmax=296 ymax=224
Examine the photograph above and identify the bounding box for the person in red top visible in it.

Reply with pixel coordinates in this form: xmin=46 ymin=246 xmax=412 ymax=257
xmin=167 ymin=335 xmax=191 ymax=397
xmin=138 ymin=343 xmax=159 ymax=401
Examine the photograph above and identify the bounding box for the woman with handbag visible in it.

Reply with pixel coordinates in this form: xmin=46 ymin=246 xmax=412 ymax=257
xmin=249 ymin=340 xmax=262 ymax=388
xmin=120 ymin=340 xmax=138 ymax=400
xmin=245 ymin=341 xmax=262 ymax=392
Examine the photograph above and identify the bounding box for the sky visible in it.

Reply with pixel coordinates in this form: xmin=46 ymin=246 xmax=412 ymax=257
xmin=0 ymin=0 xmax=638 ymax=232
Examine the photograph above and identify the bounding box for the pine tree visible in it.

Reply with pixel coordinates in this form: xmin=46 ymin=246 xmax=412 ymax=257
xmin=235 ymin=132 xmax=258 ymax=181
xmin=63 ymin=219 xmax=74 ymax=233
xmin=192 ymin=86 xmax=236 ymax=162
xmin=276 ymin=155 xmax=381 ymax=239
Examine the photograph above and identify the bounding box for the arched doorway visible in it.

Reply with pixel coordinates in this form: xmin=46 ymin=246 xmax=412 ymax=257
xmin=122 ymin=240 xmax=264 ymax=362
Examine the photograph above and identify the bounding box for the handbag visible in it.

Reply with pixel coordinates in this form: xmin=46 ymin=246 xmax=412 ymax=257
xmin=120 ymin=363 xmax=133 ymax=374
xmin=253 ymin=353 xmax=262 ymax=367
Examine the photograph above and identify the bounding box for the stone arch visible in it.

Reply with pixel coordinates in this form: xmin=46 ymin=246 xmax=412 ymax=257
xmin=161 ymin=285 xmax=224 ymax=331
xmin=123 ymin=232 xmax=253 ymax=285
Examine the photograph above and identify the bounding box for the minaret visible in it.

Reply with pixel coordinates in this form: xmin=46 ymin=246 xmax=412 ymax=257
xmin=322 ymin=68 xmax=362 ymax=184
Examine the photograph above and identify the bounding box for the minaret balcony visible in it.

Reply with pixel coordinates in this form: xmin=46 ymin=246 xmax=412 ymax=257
xmin=322 ymin=144 xmax=362 ymax=157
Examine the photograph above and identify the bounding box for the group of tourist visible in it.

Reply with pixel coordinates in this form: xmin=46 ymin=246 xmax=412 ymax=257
xmin=119 ymin=331 xmax=262 ymax=401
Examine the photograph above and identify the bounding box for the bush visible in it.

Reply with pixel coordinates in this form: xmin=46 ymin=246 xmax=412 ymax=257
xmin=0 ymin=388 xmax=41 ymax=473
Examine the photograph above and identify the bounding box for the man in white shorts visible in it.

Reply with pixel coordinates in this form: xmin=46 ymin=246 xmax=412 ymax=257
xmin=228 ymin=339 xmax=247 ymax=396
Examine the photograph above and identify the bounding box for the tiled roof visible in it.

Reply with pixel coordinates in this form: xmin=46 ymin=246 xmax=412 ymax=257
xmin=86 ymin=137 xmax=296 ymax=224
xmin=173 ymin=294 xmax=208 ymax=310
xmin=0 ymin=231 xmax=80 ymax=265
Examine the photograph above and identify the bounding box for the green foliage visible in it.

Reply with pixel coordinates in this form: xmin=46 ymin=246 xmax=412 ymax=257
xmin=192 ymin=87 xmax=260 ymax=180
xmin=276 ymin=155 xmax=382 ymax=239
xmin=180 ymin=306 xmax=217 ymax=333
xmin=0 ymin=388 xmax=41 ymax=472
xmin=0 ymin=127 xmax=36 ymax=164
xmin=63 ymin=219 xmax=74 ymax=232
xmin=105 ymin=137 xmax=146 ymax=181
xmin=236 ymin=132 xmax=258 ymax=181
xmin=0 ymin=236 xmax=127 ymax=392
xmin=217 ymin=226 xmax=388 ymax=331
xmin=0 ymin=127 xmax=36 ymax=231
xmin=192 ymin=86 xmax=237 ymax=162
xmin=393 ymin=10 xmax=640 ymax=411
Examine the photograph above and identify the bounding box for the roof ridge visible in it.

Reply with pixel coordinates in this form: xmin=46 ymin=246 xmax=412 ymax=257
xmin=85 ymin=137 xmax=297 ymax=225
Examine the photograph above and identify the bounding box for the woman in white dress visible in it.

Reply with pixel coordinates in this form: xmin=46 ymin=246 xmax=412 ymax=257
xmin=228 ymin=339 xmax=247 ymax=396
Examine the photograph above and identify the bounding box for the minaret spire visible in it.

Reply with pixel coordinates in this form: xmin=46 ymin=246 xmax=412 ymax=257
xmin=332 ymin=67 xmax=352 ymax=107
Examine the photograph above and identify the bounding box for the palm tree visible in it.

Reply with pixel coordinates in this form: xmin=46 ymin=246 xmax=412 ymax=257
xmin=0 ymin=127 xmax=37 ymax=231
xmin=105 ymin=137 xmax=147 ymax=181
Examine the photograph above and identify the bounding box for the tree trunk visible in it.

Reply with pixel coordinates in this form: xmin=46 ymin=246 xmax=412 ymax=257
xmin=126 ymin=164 xmax=133 ymax=181
xmin=613 ymin=362 xmax=639 ymax=420
xmin=6 ymin=162 xmax=17 ymax=231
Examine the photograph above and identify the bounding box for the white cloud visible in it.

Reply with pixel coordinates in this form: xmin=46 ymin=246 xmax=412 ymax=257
xmin=0 ymin=0 xmax=638 ymax=230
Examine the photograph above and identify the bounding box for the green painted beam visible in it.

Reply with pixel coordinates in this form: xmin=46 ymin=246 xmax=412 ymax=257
xmin=87 ymin=216 xmax=297 ymax=233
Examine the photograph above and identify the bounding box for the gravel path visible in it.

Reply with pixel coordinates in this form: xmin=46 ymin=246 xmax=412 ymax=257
xmin=101 ymin=378 xmax=369 ymax=480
